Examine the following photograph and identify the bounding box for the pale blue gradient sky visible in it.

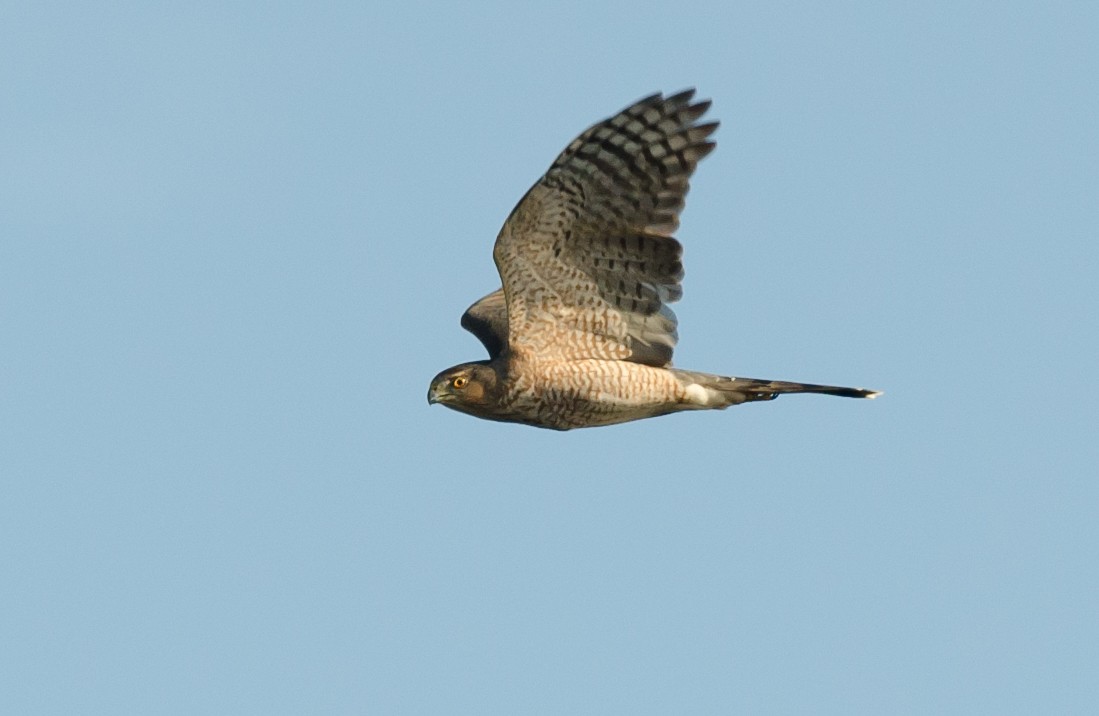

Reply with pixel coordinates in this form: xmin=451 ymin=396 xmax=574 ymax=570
xmin=2 ymin=2 xmax=1097 ymax=714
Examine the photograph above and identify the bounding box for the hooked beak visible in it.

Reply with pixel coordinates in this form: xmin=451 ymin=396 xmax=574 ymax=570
xmin=427 ymin=382 xmax=444 ymax=405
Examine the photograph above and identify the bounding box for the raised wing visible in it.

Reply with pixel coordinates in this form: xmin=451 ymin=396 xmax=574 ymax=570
xmin=493 ymin=90 xmax=716 ymax=366
xmin=460 ymin=288 xmax=508 ymax=359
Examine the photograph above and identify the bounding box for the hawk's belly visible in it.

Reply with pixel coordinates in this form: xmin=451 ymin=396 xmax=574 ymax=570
xmin=501 ymin=359 xmax=692 ymax=430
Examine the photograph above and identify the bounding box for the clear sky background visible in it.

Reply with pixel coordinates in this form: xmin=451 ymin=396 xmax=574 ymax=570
xmin=2 ymin=2 xmax=1097 ymax=714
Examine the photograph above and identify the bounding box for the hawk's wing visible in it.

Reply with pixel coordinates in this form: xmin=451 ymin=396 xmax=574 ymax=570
xmin=492 ymin=90 xmax=717 ymax=367
xmin=460 ymin=288 xmax=508 ymax=359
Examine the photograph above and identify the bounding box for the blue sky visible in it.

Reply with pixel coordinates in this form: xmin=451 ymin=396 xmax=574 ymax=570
xmin=2 ymin=2 xmax=1097 ymax=713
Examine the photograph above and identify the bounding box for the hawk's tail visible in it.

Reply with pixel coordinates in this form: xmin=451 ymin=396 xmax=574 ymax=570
xmin=673 ymin=370 xmax=881 ymax=408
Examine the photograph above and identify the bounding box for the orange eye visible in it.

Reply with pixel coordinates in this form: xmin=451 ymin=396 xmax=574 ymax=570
xmin=452 ymin=376 xmax=468 ymax=389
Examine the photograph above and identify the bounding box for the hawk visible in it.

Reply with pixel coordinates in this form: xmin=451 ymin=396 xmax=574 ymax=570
xmin=428 ymin=90 xmax=880 ymax=430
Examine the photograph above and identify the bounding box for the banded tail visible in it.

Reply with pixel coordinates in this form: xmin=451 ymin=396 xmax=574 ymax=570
xmin=674 ymin=370 xmax=881 ymax=409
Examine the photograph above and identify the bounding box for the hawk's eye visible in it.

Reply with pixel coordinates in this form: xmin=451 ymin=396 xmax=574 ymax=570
xmin=452 ymin=376 xmax=469 ymax=389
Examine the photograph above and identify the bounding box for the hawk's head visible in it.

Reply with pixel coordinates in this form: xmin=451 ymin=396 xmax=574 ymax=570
xmin=427 ymin=361 xmax=502 ymax=418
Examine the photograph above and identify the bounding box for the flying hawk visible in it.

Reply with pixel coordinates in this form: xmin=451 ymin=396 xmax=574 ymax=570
xmin=428 ymin=90 xmax=879 ymax=430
